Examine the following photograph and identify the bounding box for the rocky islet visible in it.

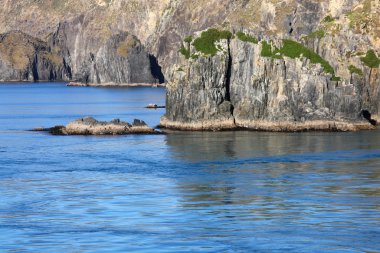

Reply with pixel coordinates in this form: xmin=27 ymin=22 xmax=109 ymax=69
xmin=34 ymin=117 xmax=161 ymax=136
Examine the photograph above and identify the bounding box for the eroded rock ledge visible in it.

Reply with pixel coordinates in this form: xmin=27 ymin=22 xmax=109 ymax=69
xmin=67 ymin=82 xmax=165 ymax=87
xmin=159 ymin=117 xmax=376 ymax=132
xmin=35 ymin=117 xmax=161 ymax=135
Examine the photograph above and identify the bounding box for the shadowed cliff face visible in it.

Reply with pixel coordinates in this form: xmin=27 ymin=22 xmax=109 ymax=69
xmin=0 ymin=0 xmax=170 ymax=83
xmin=50 ymin=17 xmax=160 ymax=84
xmin=0 ymin=28 xmax=162 ymax=84
xmin=0 ymin=31 xmax=71 ymax=81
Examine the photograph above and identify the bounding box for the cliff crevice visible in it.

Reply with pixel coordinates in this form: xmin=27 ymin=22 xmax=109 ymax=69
xmin=161 ymin=27 xmax=379 ymax=131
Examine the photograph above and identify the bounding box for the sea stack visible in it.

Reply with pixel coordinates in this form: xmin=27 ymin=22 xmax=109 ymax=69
xmin=160 ymin=27 xmax=379 ymax=132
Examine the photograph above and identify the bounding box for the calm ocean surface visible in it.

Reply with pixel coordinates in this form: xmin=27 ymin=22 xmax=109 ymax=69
xmin=0 ymin=82 xmax=379 ymax=252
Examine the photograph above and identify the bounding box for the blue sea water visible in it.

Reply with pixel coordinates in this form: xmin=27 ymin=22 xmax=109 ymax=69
xmin=0 ymin=82 xmax=379 ymax=252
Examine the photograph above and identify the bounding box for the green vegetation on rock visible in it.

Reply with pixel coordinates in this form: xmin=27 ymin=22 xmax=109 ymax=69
xmin=260 ymin=41 xmax=282 ymax=59
xmin=322 ymin=15 xmax=334 ymax=23
xmin=260 ymin=39 xmax=338 ymax=79
xmin=346 ymin=0 xmax=372 ymax=29
xmin=360 ymin=50 xmax=380 ymax=68
xmin=179 ymin=43 xmax=191 ymax=59
xmin=179 ymin=35 xmax=194 ymax=59
xmin=330 ymin=76 xmax=341 ymax=81
xmin=306 ymin=29 xmax=325 ymax=39
xmin=191 ymin=54 xmax=199 ymax=60
xmin=184 ymin=36 xmax=193 ymax=43
xmin=260 ymin=41 xmax=273 ymax=57
xmin=348 ymin=65 xmax=364 ymax=76
xmin=192 ymin=28 xmax=233 ymax=56
xmin=236 ymin=31 xmax=258 ymax=44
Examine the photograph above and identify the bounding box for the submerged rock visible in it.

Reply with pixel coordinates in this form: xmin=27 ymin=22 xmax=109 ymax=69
xmin=34 ymin=117 xmax=160 ymax=135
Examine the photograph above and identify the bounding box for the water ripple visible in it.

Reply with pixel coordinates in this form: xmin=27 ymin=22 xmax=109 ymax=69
xmin=1 ymin=84 xmax=379 ymax=252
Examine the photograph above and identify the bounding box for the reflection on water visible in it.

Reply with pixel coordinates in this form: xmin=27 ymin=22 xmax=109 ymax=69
xmin=165 ymin=131 xmax=380 ymax=252
xmin=166 ymin=131 xmax=380 ymax=161
xmin=0 ymin=83 xmax=380 ymax=252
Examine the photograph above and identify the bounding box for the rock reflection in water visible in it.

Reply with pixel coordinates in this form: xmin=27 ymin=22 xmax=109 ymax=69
xmin=164 ymin=130 xmax=380 ymax=249
xmin=165 ymin=130 xmax=380 ymax=162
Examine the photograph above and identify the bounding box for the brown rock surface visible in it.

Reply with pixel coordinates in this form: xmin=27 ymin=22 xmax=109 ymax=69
xmin=34 ymin=117 xmax=160 ymax=135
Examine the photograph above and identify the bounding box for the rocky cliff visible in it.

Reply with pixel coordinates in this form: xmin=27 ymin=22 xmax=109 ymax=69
xmin=160 ymin=0 xmax=380 ymax=131
xmin=161 ymin=31 xmax=380 ymax=131
xmin=0 ymin=0 xmax=168 ymax=83
xmin=1 ymin=0 xmax=379 ymax=84
xmin=0 ymin=31 xmax=71 ymax=81
xmin=49 ymin=18 xmax=160 ymax=84
xmin=0 ymin=0 xmax=379 ymax=130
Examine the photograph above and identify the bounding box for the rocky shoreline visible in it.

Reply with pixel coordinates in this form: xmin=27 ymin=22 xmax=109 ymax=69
xmin=159 ymin=117 xmax=376 ymax=132
xmin=34 ymin=117 xmax=162 ymax=136
xmin=67 ymin=82 xmax=165 ymax=88
xmin=33 ymin=116 xmax=377 ymax=136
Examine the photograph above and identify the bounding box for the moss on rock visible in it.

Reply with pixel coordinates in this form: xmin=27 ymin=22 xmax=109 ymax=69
xmin=192 ymin=28 xmax=232 ymax=56
xmin=360 ymin=50 xmax=380 ymax=68
xmin=260 ymin=39 xmax=338 ymax=78
xmin=348 ymin=65 xmax=364 ymax=76
xmin=236 ymin=31 xmax=258 ymax=44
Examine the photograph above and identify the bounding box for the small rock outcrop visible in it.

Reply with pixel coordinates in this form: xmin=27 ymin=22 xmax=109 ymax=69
xmin=145 ymin=104 xmax=165 ymax=109
xmin=34 ymin=117 xmax=160 ymax=135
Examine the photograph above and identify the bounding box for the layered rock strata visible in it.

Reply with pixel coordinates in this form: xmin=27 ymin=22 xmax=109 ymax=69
xmin=161 ymin=29 xmax=379 ymax=131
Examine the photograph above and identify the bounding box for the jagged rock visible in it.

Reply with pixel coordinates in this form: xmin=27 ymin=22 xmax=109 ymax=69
xmin=132 ymin=119 xmax=148 ymax=127
xmin=0 ymin=31 xmax=71 ymax=81
xmin=33 ymin=117 xmax=160 ymax=135
xmin=49 ymin=126 xmax=68 ymax=135
xmin=161 ymin=30 xmax=379 ymax=132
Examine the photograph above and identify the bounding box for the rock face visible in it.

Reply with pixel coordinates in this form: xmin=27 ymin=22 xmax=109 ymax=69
xmin=0 ymin=31 xmax=71 ymax=81
xmin=161 ymin=28 xmax=379 ymax=131
xmin=0 ymin=28 xmax=161 ymax=83
xmin=0 ymin=0 xmax=378 ymax=84
xmin=163 ymin=47 xmax=236 ymax=130
xmin=1 ymin=0 xmax=380 ymax=130
xmin=49 ymin=18 xmax=162 ymax=84
xmin=36 ymin=117 xmax=159 ymax=135
xmin=0 ymin=0 xmax=167 ymax=83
